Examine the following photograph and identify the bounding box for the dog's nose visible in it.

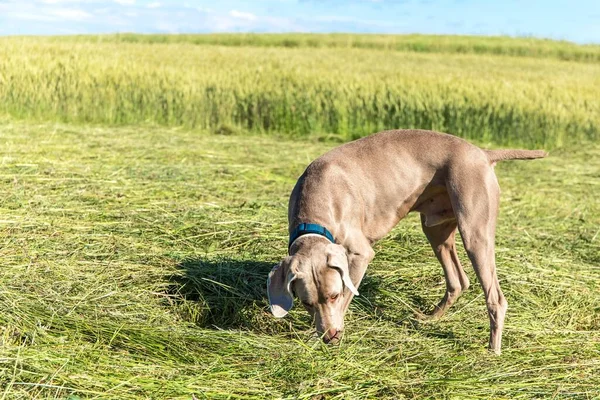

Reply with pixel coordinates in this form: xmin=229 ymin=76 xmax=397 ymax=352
xmin=322 ymin=328 xmax=341 ymax=344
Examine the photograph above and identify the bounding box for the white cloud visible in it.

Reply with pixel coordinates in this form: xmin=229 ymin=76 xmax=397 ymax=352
xmin=229 ymin=10 xmax=257 ymax=21
xmin=48 ymin=8 xmax=92 ymax=20
xmin=4 ymin=11 xmax=57 ymax=22
xmin=147 ymin=1 xmax=160 ymax=8
xmin=113 ymin=0 xmax=135 ymax=4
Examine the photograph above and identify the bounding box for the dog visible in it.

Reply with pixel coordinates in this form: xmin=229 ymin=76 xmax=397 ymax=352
xmin=267 ymin=129 xmax=546 ymax=354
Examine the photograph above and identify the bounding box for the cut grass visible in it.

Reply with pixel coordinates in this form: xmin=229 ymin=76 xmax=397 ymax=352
xmin=0 ymin=121 xmax=598 ymax=398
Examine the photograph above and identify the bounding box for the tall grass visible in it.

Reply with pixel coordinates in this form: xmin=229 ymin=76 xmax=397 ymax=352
xmin=50 ymin=33 xmax=600 ymax=63
xmin=0 ymin=36 xmax=598 ymax=147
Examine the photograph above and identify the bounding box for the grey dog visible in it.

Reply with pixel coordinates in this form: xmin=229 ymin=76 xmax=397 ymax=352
xmin=267 ymin=129 xmax=546 ymax=354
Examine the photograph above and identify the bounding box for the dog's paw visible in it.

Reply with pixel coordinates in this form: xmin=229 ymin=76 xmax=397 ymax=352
xmin=488 ymin=347 xmax=502 ymax=356
xmin=414 ymin=311 xmax=439 ymax=323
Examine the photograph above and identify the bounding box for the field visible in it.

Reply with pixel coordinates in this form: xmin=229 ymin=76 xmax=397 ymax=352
xmin=42 ymin=33 xmax=600 ymax=62
xmin=1 ymin=35 xmax=599 ymax=147
xmin=0 ymin=34 xmax=599 ymax=399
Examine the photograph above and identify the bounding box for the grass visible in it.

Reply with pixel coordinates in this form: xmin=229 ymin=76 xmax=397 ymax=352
xmin=1 ymin=36 xmax=599 ymax=147
xmin=0 ymin=121 xmax=598 ymax=398
xmin=47 ymin=33 xmax=600 ymax=63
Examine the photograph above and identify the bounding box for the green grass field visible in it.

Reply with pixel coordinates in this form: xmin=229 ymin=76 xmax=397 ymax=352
xmin=0 ymin=34 xmax=599 ymax=399
xmin=0 ymin=121 xmax=598 ymax=398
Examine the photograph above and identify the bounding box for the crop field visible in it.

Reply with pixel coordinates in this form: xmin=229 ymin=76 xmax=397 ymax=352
xmin=0 ymin=35 xmax=599 ymax=399
xmin=1 ymin=35 xmax=599 ymax=147
xmin=46 ymin=33 xmax=600 ymax=63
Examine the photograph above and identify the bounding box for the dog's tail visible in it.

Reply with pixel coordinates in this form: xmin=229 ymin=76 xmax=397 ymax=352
xmin=485 ymin=149 xmax=548 ymax=164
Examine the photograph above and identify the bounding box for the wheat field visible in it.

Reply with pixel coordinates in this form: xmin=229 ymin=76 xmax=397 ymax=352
xmin=0 ymin=35 xmax=598 ymax=147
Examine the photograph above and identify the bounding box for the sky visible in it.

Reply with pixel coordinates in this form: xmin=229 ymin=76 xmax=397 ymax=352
xmin=0 ymin=0 xmax=599 ymax=44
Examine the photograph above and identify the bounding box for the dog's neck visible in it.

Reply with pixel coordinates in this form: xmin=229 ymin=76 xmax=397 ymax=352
xmin=288 ymin=233 xmax=330 ymax=256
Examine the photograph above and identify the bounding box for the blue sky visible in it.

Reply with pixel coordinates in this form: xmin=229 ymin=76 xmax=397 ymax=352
xmin=1 ymin=0 xmax=599 ymax=44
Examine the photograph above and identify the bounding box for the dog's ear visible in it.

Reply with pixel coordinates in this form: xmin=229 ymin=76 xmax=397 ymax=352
xmin=326 ymin=243 xmax=359 ymax=296
xmin=267 ymin=257 xmax=296 ymax=318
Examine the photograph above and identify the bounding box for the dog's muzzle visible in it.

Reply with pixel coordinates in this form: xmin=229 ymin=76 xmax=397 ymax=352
xmin=322 ymin=328 xmax=342 ymax=344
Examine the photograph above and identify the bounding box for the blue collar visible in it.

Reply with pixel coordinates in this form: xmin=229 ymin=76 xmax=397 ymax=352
xmin=289 ymin=223 xmax=335 ymax=251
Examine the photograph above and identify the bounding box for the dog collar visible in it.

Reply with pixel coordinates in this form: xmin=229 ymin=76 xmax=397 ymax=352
xmin=289 ymin=223 xmax=335 ymax=251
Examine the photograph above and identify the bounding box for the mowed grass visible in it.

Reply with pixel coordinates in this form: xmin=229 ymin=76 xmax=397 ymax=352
xmin=0 ymin=121 xmax=598 ymax=398
xmin=1 ymin=36 xmax=599 ymax=147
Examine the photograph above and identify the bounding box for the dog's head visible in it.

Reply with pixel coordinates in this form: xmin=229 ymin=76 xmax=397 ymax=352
xmin=267 ymin=241 xmax=358 ymax=344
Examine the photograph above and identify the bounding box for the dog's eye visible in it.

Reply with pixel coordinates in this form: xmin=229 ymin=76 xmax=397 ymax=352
xmin=330 ymin=294 xmax=339 ymax=300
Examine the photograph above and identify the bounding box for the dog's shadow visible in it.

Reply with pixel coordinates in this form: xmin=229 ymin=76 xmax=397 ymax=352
xmin=167 ymin=257 xmax=446 ymax=336
xmin=167 ymin=258 xmax=276 ymax=331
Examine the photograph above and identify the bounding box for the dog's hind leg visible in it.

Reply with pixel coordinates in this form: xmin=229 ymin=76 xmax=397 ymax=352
xmin=420 ymin=216 xmax=470 ymax=319
xmin=447 ymin=165 xmax=507 ymax=354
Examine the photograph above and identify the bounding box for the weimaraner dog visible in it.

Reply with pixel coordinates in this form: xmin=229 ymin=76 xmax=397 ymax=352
xmin=267 ymin=129 xmax=546 ymax=354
